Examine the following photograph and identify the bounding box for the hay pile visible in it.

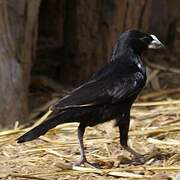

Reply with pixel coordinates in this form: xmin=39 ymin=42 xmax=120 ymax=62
xmin=0 ymin=90 xmax=180 ymax=180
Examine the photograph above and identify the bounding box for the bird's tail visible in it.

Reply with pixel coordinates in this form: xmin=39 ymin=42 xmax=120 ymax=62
xmin=17 ymin=111 xmax=72 ymax=143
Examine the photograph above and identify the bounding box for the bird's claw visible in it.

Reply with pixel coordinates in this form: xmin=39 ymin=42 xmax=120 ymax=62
xmin=121 ymin=145 xmax=146 ymax=165
xmin=131 ymin=154 xmax=145 ymax=165
xmin=74 ymin=159 xmax=99 ymax=169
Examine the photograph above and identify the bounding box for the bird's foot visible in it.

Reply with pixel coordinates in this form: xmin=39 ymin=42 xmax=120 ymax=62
xmin=131 ymin=154 xmax=145 ymax=165
xmin=122 ymin=145 xmax=146 ymax=165
xmin=74 ymin=158 xmax=99 ymax=169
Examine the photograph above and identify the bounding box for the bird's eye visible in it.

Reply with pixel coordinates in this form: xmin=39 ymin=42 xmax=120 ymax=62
xmin=140 ymin=36 xmax=151 ymax=44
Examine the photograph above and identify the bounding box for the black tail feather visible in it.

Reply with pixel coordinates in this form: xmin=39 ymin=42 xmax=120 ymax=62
xmin=17 ymin=113 xmax=65 ymax=143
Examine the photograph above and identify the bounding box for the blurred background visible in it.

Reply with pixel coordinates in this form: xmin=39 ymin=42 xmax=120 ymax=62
xmin=0 ymin=0 xmax=179 ymax=127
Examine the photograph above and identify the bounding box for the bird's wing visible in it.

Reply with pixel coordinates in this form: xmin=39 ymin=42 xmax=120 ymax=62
xmin=52 ymin=50 xmax=144 ymax=111
xmin=52 ymin=76 xmax=115 ymax=111
xmin=52 ymin=73 xmax=143 ymax=112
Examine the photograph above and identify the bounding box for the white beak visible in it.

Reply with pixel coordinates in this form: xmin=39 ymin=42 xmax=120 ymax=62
xmin=148 ymin=35 xmax=165 ymax=49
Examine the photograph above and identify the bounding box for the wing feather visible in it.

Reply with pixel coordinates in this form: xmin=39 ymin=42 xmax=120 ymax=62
xmin=52 ymin=49 xmax=145 ymax=111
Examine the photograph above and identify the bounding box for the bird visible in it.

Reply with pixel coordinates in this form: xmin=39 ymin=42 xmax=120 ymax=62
xmin=17 ymin=29 xmax=164 ymax=167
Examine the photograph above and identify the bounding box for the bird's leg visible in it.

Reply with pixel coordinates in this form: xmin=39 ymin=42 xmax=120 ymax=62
xmin=75 ymin=124 xmax=97 ymax=168
xmin=117 ymin=113 xmax=145 ymax=164
xmin=77 ymin=124 xmax=86 ymax=164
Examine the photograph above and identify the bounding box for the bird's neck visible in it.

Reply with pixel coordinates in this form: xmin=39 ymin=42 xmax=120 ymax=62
xmin=134 ymin=54 xmax=146 ymax=75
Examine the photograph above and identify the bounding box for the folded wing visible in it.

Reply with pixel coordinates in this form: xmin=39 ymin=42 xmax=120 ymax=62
xmin=52 ymin=49 xmax=144 ymax=112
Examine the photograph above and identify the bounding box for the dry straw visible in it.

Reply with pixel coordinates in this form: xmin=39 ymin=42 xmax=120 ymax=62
xmin=0 ymin=92 xmax=180 ymax=179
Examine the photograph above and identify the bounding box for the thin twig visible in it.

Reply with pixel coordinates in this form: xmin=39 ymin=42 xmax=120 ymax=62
xmin=5 ymin=173 xmax=48 ymax=180
xmin=146 ymin=60 xmax=180 ymax=74
xmin=140 ymin=88 xmax=180 ymax=100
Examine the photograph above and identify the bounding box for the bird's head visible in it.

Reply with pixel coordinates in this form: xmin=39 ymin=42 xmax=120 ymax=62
xmin=113 ymin=29 xmax=165 ymax=55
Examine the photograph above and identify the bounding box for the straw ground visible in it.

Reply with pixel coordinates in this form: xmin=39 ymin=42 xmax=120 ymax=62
xmin=0 ymin=91 xmax=180 ymax=179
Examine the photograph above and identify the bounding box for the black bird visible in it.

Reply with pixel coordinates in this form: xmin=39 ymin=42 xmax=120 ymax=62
xmin=17 ymin=30 xmax=164 ymax=167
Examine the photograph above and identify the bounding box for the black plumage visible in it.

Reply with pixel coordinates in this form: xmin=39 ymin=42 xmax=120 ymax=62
xmin=17 ymin=30 xmax=164 ymax=167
